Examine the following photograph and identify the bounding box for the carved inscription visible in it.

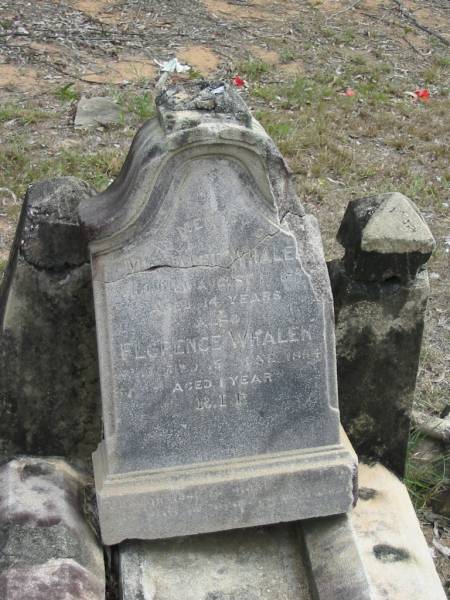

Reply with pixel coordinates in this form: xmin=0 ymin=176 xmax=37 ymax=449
xmin=120 ymin=327 xmax=310 ymax=362
xmin=105 ymin=221 xmax=331 ymax=469
xmin=103 ymin=242 xmax=297 ymax=282
xmin=111 ymin=236 xmax=324 ymax=421
xmin=171 ymin=373 xmax=273 ymax=411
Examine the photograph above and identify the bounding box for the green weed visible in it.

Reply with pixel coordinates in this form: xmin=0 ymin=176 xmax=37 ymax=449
xmin=237 ymin=59 xmax=270 ymax=79
xmin=122 ymin=92 xmax=155 ymax=121
xmin=189 ymin=69 xmax=203 ymax=80
xmin=0 ymin=258 xmax=8 ymax=277
xmin=280 ymin=48 xmax=296 ymax=63
xmin=55 ymin=82 xmax=80 ymax=103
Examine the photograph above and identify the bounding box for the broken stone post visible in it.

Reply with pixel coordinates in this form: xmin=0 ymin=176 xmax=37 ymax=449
xmin=0 ymin=457 xmax=105 ymax=599
xmin=330 ymin=192 xmax=435 ymax=477
xmin=79 ymin=81 xmax=357 ymax=545
xmin=0 ymin=177 xmax=101 ymax=461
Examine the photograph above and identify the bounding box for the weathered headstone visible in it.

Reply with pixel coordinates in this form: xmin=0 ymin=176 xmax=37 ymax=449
xmin=80 ymin=81 xmax=357 ymax=544
xmin=330 ymin=192 xmax=435 ymax=476
xmin=0 ymin=177 xmax=101 ymax=461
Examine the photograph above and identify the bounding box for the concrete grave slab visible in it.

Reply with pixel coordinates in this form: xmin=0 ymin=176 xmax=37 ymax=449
xmin=118 ymin=512 xmax=373 ymax=600
xmin=353 ymin=463 xmax=447 ymax=600
xmin=117 ymin=462 xmax=446 ymax=600
xmin=80 ymin=81 xmax=356 ymax=544
xmin=300 ymin=514 xmax=373 ymax=600
xmin=119 ymin=525 xmax=314 ymax=600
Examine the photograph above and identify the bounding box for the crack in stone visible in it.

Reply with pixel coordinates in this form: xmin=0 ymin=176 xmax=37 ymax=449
xmin=112 ymin=227 xmax=291 ymax=281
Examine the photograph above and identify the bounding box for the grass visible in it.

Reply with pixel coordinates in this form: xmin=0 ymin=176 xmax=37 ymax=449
xmin=115 ymin=91 xmax=155 ymax=123
xmin=0 ymin=93 xmax=156 ymax=202
xmin=0 ymin=104 xmax=55 ymax=125
xmin=236 ymin=58 xmax=271 ymax=80
xmin=123 ymin=92 xmax=155 ymax=121
xmin=280 ymin=47 xmax=296 ymax=63
xmin=250 ymin=64 xmax=450 ymax=214
xmin=54 ymin=82 xmax=80 ymax=103
xmin=0 ymin=136 xmax=125 ymax=197
xmin=405 ymin=431 xmax=450 ymax=510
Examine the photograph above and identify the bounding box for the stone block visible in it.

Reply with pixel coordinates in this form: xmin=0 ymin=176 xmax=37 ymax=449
xmin=337 ymin=192 xmax=435 ymax=283
xmin=119 ymin=525 xmax=314 ymax=600
xmin=117 ymin=462 xmax=446 ymax=600
xmin=0 ymin=457 xmax=105 ymax=599
xmin=300 ymin=514 xmax=372 ymax=599
xmin=330 ymin=192 xmax=435 ymax=477
xmin=74 ymin=96 xmax=122 ymax=128
xmin=330 ymin=255 xmax=430 ymax=477
xmin=80 ymin=81 xmax=356 ymax=543
xmin=0 ymin=177 xmax=101 ymax=460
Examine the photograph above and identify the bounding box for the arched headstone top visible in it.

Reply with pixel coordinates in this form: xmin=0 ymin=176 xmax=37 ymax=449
xmin=79 ymin=82 xmax=303 ymax=252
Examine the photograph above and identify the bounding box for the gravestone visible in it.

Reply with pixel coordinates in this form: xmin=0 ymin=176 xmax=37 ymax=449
xmin=79 ymin=81 xmax=357 ymax=545
xmin=0 ymin=177 xmax=101 ymax=461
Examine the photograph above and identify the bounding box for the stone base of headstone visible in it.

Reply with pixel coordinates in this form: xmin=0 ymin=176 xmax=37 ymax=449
xmin=0 ymin=457 xmax=105 ymax=600
xmin=117 ymin=462 xmax=446 ymax=600
xmin=94 ymin=427 xmax=357 ymax=545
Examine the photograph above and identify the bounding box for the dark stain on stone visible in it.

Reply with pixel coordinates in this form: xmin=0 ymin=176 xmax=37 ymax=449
xmin=10 ymin=510 xmax=61 ymax=527
xmin=10 ymin=510 xmax=36 ymax=526
xmin=205 ymin=589 xmax=258 ymax=600
xmin=0 ymin=525 xmax=9 ymax=552
xmin=21 ymin=462 xmax=55 ymax=479
xmin=373 ymin=543 xmax=410 ymax=562
xmin=0 ymin=577 xmax=6 ymax=599
xmin=37 ymin=515 xmax=62 ymax=527
xmin=358 ymin=487 xmax=377 ymax=501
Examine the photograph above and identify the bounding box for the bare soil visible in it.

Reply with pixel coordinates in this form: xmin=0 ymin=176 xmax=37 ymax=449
xmin=0 ymin=0 xmax=449 ymax=591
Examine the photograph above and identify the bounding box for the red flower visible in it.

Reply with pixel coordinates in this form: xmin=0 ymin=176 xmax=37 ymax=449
xmin=344 ymin=88 xmax=356 ymax=96
xmin=232 ymin=75 xmax=246 ymax=88
xmin=414 ymin=88 xmax=430 ymax=101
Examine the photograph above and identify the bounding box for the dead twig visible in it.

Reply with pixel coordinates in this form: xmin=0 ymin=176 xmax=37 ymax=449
xmin=34 ymin=60 xmax=110 ymax=85
xmin=326 ymin=0 xmax=363 ymax=21
xmin=402 ymin=35 xmax=430 ymax=56
xmin=412 ymin=410 xmax=450 ymax=443
xmin=391 ymin=0 xmax=449 ymax=47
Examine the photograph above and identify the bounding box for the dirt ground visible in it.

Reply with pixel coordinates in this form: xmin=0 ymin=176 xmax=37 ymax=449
xmin=0 ymin=0 xmax=449 ymax=591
